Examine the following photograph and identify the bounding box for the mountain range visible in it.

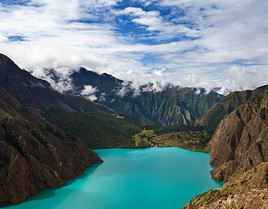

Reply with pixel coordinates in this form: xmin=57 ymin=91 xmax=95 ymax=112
xmin=43 ymin=67 xmax=224 ymax=127
xmin=0 ymin=54 xmax=101 ymax=205
xmin=0 ymin=53 xmax=267 ymax=208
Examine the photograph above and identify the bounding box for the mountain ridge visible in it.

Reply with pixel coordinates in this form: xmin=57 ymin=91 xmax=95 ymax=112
xmin=209 ymin=85 xmax=268 ymax=181
xmin=0 ymin=87 xmax=102 ymax=206
xmin=0 ymin=53 xmax=142 ymax=149
xmin=182 ymin=84 xmax=268 ymax=208
xmin=0 ymin=53 xmax=141 ymax=206
xmin=43 ymin=67 xmax=224 ymax=126
xmin=197 ymin=84 xmax=268 ymax=132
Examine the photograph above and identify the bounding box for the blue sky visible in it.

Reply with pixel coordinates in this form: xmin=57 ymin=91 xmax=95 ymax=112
xmin=0 ymin=0 xmax=267 ymax=92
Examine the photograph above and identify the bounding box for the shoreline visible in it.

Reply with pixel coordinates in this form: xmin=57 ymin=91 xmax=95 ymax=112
xmin=2 ymin=147 xmax=220 ymax=208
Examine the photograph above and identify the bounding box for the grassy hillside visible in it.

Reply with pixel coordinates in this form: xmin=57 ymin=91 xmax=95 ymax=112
xmin=132 ymin=129 xmax=211 ymax=152
xmin=45 ymin=107 xmax=142 ymax=148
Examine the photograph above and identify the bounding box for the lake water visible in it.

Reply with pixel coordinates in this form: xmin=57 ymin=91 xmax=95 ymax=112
xmin=3 ymin=148 xmax=222 ymax=209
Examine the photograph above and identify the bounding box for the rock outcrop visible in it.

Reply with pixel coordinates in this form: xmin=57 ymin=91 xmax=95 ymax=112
xmin=197 ymin=85 xmax=267 ymax=132
xmin=209 ymin=86 xmax=268 ymax=181
xmin=183 ymin=85 xmax=268 ymax=209
xmin=183 ymin=162 xmax=268 ymax=209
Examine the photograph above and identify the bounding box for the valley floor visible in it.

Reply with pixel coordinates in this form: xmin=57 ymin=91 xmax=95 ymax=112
xmin=132 ymin=129 xmax=210 ymax=152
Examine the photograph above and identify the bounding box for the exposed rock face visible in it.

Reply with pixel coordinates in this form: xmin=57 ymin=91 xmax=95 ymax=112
xmin=108 ymin=87 xmax=222 ymax=126
xmin=0 ymin=89 xmax=102 ymax=206
xmin=209 ymin=87 xmax=268 ymax=181
xmin=197 ymin=85 xmax=268 ymax=132
xmin=183 ymin=85 xmax=268 ymax=208
xmin=183 ymin=162 xmax=268 ymax=209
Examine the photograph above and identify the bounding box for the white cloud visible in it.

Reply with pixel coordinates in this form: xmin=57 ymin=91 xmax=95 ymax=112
xmin=0 ymin=34 xmax=8 ymax=42
xmin=81 ymin=85 xmax=98 ymax=101
xmin=0 ymin=0 xmax=267 ymax=92
xmin=114 ymin=7 xmax=190 ymax=37
xmin=116 ymin=81 xmax=131 ymax=97
xmin=31 ymin=67 xmax=74 ymax=93
xmin=224 ymin=66 xmax=268 ymax=91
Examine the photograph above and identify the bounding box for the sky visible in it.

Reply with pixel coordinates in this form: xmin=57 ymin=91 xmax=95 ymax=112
xmin=0 ymin=0 xmax=268 ymax=92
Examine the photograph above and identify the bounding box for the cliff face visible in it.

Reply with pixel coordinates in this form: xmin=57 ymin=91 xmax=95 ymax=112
xmin=209 ymin=87 xmax=268 ymax=181
xmin=197 ymin=85 xmax=267 ymax=132
xmin=183 ymin=162 xmax=268 ymax=209
xmin=0 ymin=89 xmax=102 ymax=206
xmin=183 ymin=85 xmax=268 ymax=209
xmin=106 ymin=87 xmax=222 ymax=126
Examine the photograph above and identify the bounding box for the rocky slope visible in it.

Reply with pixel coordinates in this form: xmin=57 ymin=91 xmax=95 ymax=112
xmin=0 ymin=88 xmax=101 ymax=206
xmin=0 ymin=54 xmax=141 ymax=148
xmin=183 ymin=85 xmax=268 ymax=208
xmin=209 ymin=86 xmax=268 ymax=181
xmin=198 ymin=85 xmax=268 ymax=132
xmin=107 ymin=86 xmax=222 ymax=126
xmin=183 ymin=162 xmax=268 ymax=209
xmin=44 ymin=68 xmax=223 ymax=126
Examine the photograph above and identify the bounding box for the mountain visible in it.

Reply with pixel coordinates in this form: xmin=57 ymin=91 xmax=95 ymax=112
xmin=70 ymin=67 xmax=124 ymax=95
xmin=0 ymin=53 xmax=143 ymax=205
xmin=2 ymin=53 xmax=267 ymax=208
xmin=107 ymin=86 xmax=223 ymax=126
xmin=197 ymin=85 xmax=268 ymax=132
xmin=0 ymin=80 xmax=102 ymax=206
xmin=0 ymin=54 xmax=141 ymax=149
xmin=46 ymin=68 xmax=224 ymax=126
xmin=182 ymin=85 xmax=268 ymax=208
xmin=183 ymin=162 xmax=268 ymax=209
xmin=208 ymin=85 xmax=268 ymax=181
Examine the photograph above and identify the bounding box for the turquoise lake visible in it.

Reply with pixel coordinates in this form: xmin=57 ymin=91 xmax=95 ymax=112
xmin=3 ymin=148 xmax=222 ymax=209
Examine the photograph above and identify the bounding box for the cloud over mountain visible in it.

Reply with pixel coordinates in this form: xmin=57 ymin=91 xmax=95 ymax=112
xmin=0 ymin=0 xmax=267 ymax=91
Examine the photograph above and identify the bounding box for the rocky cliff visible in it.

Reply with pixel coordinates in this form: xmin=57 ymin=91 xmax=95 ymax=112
xmin=198 ymin=85 xmax=268 ymax=132
xmin=183 ymin=162 xmax=268 ymax=209
xmin=183 ymin=85 xmax=268 ymax=208
xmin=209 ymin=86 xmax=268 ymax=181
